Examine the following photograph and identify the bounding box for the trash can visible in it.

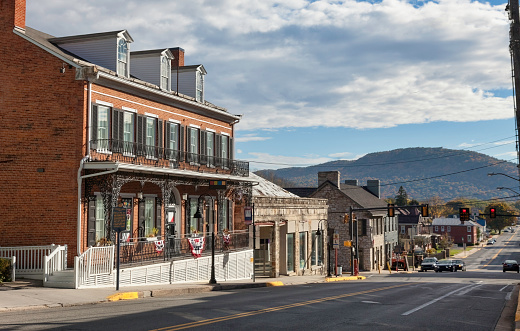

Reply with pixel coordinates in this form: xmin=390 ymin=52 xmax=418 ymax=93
xmin=337 ymin=265 xmax=342 ymax=276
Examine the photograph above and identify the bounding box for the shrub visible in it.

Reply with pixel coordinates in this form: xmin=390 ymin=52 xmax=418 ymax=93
xmin=0 ymin=258 xmax=13 ymax=283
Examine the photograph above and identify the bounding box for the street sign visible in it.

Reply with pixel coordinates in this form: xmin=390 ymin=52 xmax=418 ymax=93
xmin=344 ymin=240 xmax=351 ymax=247
xmin=112 ymin=207 xmax=127 ymax=232
xmin=244 ymin=206 xmax=253 ymax=225
xmin=209 ymin=180 xmax=227 ymax=189
xmin=333 ymin=233 xmax=339 ymax=248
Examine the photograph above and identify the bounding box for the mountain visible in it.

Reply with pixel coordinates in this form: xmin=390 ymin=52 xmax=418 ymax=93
xmin=254 ymin=147 xmax=520 ymax=201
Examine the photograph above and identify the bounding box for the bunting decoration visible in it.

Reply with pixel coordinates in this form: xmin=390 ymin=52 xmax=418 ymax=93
xmin=188 ymin=237 xmax=206 ymax=258
xmin=154 ymin=240 xmax=165 ymax=253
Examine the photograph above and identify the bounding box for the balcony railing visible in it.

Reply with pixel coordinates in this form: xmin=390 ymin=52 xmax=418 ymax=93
xmin=89 ymin=139 xmax=249 ymax=177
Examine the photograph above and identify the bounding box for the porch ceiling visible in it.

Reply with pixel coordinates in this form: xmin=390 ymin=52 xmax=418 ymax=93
xmin=83 ymin=161 xmax=259 ymax=184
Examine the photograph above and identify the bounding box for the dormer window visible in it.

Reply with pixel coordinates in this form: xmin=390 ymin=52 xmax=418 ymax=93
xmin=161 ymin=56 xmax=171 ymax=91
xmin=196 ymin=70 xmax=204 ymax=102
xmin=118 ymin=39 xmax=129 ymax=77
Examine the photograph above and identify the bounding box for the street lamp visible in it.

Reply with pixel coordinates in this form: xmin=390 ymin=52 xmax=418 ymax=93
xmin=488 ymin=173 xmax=520 ymax=182
xmin=194 ymin=193 xmax=217 ymax=284
xmin=497 ymin=186 xmax=520 ymax=196
xmin=315 ymin=219 xmax=330 ymax=277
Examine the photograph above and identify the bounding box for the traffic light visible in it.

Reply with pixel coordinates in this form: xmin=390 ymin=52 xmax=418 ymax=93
xmin=459 ymin=208 xmax=470 ymax=221
xmin=388 ymin=204 xmax=395 ymax=217
xmin=490 ymin=207 xmax=496 ymax=218
xmin=343 ymin=214 xmax=349 ymax=223
xmin=421 ymin=204 xmax=429 ymax=217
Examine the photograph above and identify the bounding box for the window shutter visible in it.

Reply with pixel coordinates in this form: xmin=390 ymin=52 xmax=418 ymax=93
xmin=200 ymin=130 xmax=207 ymax=165
xmin=156 ymin=197 xmax=162 ymax=237
xmin=138 ymin=200 xmax=145 ymax=237
xmin=112 ymin=109 xmax=121 ymax=153
xmin=186 ymin=127 xmax=193 ymax=162
xmin=229 ymin=137 xmax=234 ymax=161
xmin=179 ymin=125 xmax=185 ymax=162
xmin=91 ymin=105 xmax=98 ymax=149
xmin=87 ymin=200 xmax=96 ymax=246
xmin=185 ymin=198 xmax=191 ymax=234
xmin=216 ymin=134 xmax=222 ymax=167
xmin=157 ymin=119 xmax=163 ymax=159
xmin=165 ymin=122 xmax=171 ymax=159
xmin=137 ymin=115 xmax=145 ymax=156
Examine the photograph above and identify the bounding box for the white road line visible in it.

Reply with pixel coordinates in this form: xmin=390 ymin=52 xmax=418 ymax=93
xmin=499 ymin=285 xmax=509 ymax=292
xmin=456 ymin=284 xmax=482 ymax=296
xmin=402 ymin=284 xmax=477 ymax=316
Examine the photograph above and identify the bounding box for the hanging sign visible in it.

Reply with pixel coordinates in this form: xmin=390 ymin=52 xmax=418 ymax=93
xmin=244 ymin=206 xmax=253 ymax=225
xmin=209 ymin=180 xmax=227 ymax=189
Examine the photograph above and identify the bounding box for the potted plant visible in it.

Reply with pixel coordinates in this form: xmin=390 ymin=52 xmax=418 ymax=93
xmin=146 ymin=227 xmax=159 ymax=241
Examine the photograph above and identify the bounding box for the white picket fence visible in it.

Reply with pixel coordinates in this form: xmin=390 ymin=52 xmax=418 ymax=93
xmin=76 ymin=248 xmax=253 ymax=288
xmin=75 ymin=246 xmax=115 ymax=288
xmin=0 ymin=244 xmax=64 ymax=279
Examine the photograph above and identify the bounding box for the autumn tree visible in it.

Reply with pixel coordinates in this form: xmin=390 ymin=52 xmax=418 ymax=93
xmin=426 ymin=196 xmax=449 ymax=218
xmin=485 ymin=202 xmax=518 ymax=234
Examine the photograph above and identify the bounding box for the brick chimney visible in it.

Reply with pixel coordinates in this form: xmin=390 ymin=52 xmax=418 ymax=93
xmin=169 ymin=47 xmax=185 ymax=67
xmin=366 ymin=180 xmax=380 ymax=198
xmin=318 ymin=171 xmax=340 ymax=189
xmin=1 ymin=0 xmax=26 ymax=30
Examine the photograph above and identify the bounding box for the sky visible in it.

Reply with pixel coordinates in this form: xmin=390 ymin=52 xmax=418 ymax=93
xmin=25 ymin=0 xmax=519 ymax=171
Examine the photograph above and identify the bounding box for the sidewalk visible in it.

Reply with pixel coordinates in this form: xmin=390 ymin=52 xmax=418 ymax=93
xmin=0 ymin=273 xmax=364 ymax=312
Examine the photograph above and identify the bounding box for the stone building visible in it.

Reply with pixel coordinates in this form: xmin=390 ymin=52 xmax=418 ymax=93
xmin=286 ymin=171 xmax=398 ymax=272
xmin=234 ymin=173 xmax=329 ymax=277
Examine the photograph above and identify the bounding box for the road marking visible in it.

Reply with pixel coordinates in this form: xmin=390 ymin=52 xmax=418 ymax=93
xmin=499 ymin=285 xmax=509 ymax=292
xmin=456 ymin=283 xmax=482 ymax=296
xmin=361 ymin=301 xmax=381 ymax=304
xmin=402 ymin=284 xmax=477 ymax=316
xmin=151 ymin=283 xmax=413 ymax=331
xmin=480 ymin=233 xmax=515 ymax=269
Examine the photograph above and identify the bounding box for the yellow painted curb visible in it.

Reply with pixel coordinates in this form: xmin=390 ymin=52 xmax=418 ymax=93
xmin=266 ymin=281 xmax=284 ymax=287
xmin=325 ymin=276 xmax=366 ymax=282
xmin=106 ymin=292 xmax=139 ymax=302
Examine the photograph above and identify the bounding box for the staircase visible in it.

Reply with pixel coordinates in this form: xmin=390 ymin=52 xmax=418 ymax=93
xmin=44 ymin=269 xmax=75 ymax=288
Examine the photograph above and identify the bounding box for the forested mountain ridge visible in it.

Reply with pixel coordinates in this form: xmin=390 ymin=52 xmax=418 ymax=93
xmin=254 ymin=147 xmax=519 ymax=201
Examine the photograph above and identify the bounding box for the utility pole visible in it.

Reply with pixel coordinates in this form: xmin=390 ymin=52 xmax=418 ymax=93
xmin=508 ymin=0 xmax=520 ymax=182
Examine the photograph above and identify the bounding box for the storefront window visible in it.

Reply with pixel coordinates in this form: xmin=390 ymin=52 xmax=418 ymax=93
xmin=95 ymin=195 xmax=106 ymax=242
xmin=144 ymin=198 xmax=155 ymax=236
xmin=311 ymin=231 xmax=317 ymax=266
xmin=287 ymin=233 xmax=294 ymax=272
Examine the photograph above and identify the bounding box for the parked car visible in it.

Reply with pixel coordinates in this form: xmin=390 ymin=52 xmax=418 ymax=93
xmin=503 ymin=260 xmax=519 ymax=273
xmin=435 ymin=259 xmax=456 ymax=272
xmin=420 ymin=257 xmax=438 ymax=272
xmin=452 ymin=259 xmax=466 ymax=271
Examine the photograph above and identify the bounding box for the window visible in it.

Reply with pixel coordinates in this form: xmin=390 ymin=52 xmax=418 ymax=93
xmin=166 ymin=122 xmax=180 ymax=160
xmin=467 ymin=235 xmax=472 ymax=242
xmin=206 ymin=131 xmax=214 ymax=165
xmin=123 ymin=111 xmax=134 ymax=154
xmin=117 ymin=39 xmax=128 ymax=77
xmin=358 ymin=219 xmax=367 ymax=236
xmin=144 ymin=198 xmax=155 ymax=237
xmin=435 ymin=226 xmax=439 ymax=232
xmin=92 ymin=105 xmax=110 ymax=151
xmin=188 ymin=199 xmax=199 ymax=234
xmin=311 ymin=231 xmax=323 ymax=266
xmin=400 ymin=225 xmax=405 ymax=235
xmin=95 ymin=195 xmax=106 ymax=242
xmin=196 ymin=70 xmax=204 ymax=102
xmin=161 ymin=56 xmax=170 ymax=91
xmin=287 ymin=233 xmax=294 ymax=272
xmin=441 ymin=226 xmax=445 ymax=232
xmin=447 ymin=226 xmax=451 ymax=232
xmin=121 ymin=197 xmax=133 ymax=241
xmin=467 ymin=226 xmax=471 ymax=233
xmin=187 ymin=127 xmax=199 ymax=163
xmin=299 ymin=232 xmax=306 ymax=270
xmin=136 ymin=115 xmax=162 ymax=158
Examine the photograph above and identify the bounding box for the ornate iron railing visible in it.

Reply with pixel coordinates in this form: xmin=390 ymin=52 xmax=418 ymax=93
xmin=89 ymin=139 xmax=249 ymax=176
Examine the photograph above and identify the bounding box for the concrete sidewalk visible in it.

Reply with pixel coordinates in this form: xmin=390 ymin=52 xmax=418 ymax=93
xmin=0 ymin=273 xmax=365 ymax=312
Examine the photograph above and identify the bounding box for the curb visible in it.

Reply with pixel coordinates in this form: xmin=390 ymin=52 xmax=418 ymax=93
xmin=106 ymin=292 xmax=139 ymax=302
xmin=325 ymin=276 xmax=366 ymax=282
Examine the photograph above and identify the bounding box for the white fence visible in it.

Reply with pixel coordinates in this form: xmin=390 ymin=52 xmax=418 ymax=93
xmin=43 ymin=245 xmax=68 ymax=284
xmin=77 ymin=249 xmax=253 ymax=288
xmin=0 ymin=244 xmax=62 ymax=279
xmin=75 ymin=246 xmax=115 ymax=288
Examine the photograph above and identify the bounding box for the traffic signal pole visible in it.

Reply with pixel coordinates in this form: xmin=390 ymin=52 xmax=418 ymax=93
xmin=508 ymin=0 xmax=520 ymax=182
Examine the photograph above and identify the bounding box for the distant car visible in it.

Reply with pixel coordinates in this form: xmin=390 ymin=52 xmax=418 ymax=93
xmin=487 ymin=239 xmax=495 ymax=245
xmin=435 ymin=259 xmax=456 ymax=272
xmin=452 ymin=259 xmax=466 ymax=271
xmin=420 ymin=257 xmax=438 ymax=272
xmin=503 ymin=260 xmax=519 ymax=273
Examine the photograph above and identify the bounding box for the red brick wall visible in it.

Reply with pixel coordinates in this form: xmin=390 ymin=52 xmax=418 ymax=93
xmin=0 ymin=1 xmax=85 ymax=262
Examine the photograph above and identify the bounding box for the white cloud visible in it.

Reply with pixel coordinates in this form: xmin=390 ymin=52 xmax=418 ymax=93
xmin=234 ymin=134 xmax=272 ymax=142
xmin=26 ymin=0 xmax=513 ymax=132
xmin=328 ymin=152 xmax=366 ymax=160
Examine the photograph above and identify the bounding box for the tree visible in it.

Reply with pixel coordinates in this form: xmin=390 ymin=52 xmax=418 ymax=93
xmin=437 ymin=234 xmax=452 ymax=251
xmin=395 ymin=186 xmax=408 ymax=206
xmin=426 ymin=196 xmax=449 ymax=219
xmin=485 ymin=202 xmax=518 ymax=234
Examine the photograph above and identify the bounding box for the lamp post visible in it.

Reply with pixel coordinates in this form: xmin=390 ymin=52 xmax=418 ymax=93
xmin=194 ymin=193 xmax=217 ymax=285
xmin=497 ymin=186 xmax=520 ymax=196
xmin=488 ymin=173 xmax=520 ymax=182
xmin=315 ymin=219 xmax=329 ymax=277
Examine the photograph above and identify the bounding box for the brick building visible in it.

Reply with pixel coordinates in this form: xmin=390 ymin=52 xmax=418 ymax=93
xmin=0 ymin=0 xmax=254 ymax=265
xmin=432 ymin=218 xmax=479 ymax=245
xmin=286 ymin=171 xmax=398 ymax=272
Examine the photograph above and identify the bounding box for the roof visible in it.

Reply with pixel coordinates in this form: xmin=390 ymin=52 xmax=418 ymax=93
xmin=338 ymin=183 xmax=387 ymax=211
xmin=14 ymin=27 xmax=236 ymax=121
xmin=284 ymin=187 xmax=316 ymax=198
xmin=48 ymin=30 xmax=134 ymax=44
xmin=432 ymin=218 xmax=478 ymax=226
xmin=250 ymin=173 xmax=299 ymax=198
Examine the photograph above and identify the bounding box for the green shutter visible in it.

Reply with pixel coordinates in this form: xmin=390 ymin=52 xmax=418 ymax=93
xmin=87 ymin=200 xmax=96 ymax=246
xmin=91 ymin=105 xmax=98 ymax=149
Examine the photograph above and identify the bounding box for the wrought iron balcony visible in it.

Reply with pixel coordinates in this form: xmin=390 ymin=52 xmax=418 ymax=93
xmin=89 ymin=139 xmax=249 ymax=177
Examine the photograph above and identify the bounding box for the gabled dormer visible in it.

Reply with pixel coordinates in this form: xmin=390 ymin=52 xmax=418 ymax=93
xmin=131 ymin=49 xmax=174 ymax=91
xmin=172 ymin=64 xmax=207 ymax=103
xmin=49 ymin=30 xmax=134 ymax=78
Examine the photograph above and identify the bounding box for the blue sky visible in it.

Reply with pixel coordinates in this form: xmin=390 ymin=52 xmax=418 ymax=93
xmin=26 ymin=0 xmax=518 ymax=170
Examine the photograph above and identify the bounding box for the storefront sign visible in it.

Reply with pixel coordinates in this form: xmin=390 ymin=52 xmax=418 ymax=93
xmin=244 ymin=206 xmax=253 ymax=225
xmin=112 ymin=207 xmax=127 ymax=232
xmin=209 ymin=180 xmax=227 ymax=189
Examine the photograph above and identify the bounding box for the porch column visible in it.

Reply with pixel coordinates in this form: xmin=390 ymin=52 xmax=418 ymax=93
xmin=271 ymin=220 xmax=280 ymax=277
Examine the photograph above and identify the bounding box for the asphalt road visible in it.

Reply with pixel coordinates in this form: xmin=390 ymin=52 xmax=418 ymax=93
xmin=2 ymin=230 xmax=520 ymax=331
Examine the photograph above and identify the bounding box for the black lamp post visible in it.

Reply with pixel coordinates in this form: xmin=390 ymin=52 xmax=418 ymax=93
xmin=316 ymin=219 xmax=330 ymax=277
xmin=194 ymin=194 xmax=217 ymax=284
